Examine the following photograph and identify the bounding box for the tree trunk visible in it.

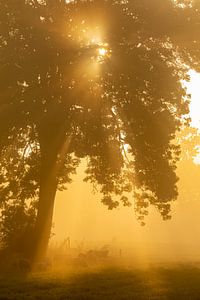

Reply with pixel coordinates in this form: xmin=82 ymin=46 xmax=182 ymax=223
xmin=32 ymin=116 xmax=70 ymax=264
xmin=33 ymin=148 xmax=58 ymax=263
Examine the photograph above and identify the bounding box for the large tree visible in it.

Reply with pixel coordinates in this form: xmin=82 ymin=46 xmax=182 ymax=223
xmin=0 ymin=0 xmax=200 ymax=262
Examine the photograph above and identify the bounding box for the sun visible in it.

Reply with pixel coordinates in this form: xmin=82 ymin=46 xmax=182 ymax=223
xmin=96 ymin=44 xmax=111 ymax=63
xmin=98 ymin=47 xmax=107 ymax=57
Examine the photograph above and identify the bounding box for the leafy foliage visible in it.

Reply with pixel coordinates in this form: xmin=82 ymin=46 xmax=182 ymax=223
xmin=0 ymin=200 xmax=37 ymax=256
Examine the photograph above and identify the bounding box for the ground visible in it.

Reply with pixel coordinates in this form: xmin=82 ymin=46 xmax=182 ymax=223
xmin=1 ymin=264 xmax=200 ymax=299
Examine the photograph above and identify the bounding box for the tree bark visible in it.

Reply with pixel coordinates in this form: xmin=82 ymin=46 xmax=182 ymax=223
xmin=32 ymin=115 xmax=70 ymax=264
xmin=33 ymin=147 xmax=58 ymax=263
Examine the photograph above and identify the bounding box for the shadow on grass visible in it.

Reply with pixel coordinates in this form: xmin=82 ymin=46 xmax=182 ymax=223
xmin=0 ymin=265 xmax=200 ymax=299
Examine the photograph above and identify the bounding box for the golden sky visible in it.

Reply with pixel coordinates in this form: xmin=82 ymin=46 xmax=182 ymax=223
xmin=186 ymin=70 xmax=200 ymax=129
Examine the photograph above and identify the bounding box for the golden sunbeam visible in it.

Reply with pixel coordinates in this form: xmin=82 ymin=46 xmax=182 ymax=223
xmin=98 ymin=47 xmax=107 ymax=57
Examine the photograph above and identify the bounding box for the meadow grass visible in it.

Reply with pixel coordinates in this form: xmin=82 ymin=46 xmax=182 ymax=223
xmin=0 ymin=264 xmax=200 ymax=299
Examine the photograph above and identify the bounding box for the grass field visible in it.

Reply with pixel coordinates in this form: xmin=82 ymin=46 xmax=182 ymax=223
xmin=0 ymin=264 xmax=200 ymax=299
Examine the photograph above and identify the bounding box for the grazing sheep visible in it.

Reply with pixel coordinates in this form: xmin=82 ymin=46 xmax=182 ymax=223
xmin=75 ymin=249 xmax=109 ymax=266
